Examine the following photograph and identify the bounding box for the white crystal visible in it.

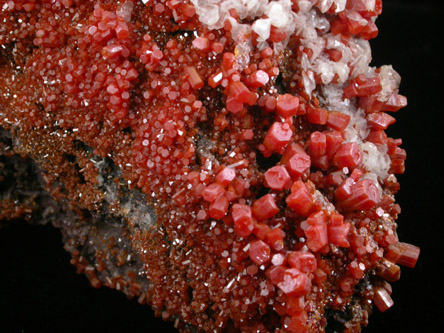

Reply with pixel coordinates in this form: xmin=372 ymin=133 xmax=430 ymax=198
xmin=199 ymin=4 xmax=220 ymax=26
xmin=117 ymin=1 xmax=134 ymax=22
xmin=302 ymin=70 xmax=316 ymax=96
xmin=316 ymin=0 xmax=334 ymax=13
xmin=298 ymin=0 xmax=315 ymax=14
xmin=361 ymin=142 xmax=391 ymax=180
xmin=365 ymin=0 xmax=376 ymax=11
xmin=252 ymin=18 xmax=271 ymax=41
xmin=349 ymin=39 xmax=372 ymax=76
xmin=378 ymin=65 xmax=401 ymax=102
xmin=333 ymin=0 xmax=347 ymax=12
xmin=345 ymin=108 xmax=369 ymax=143
xmin=268 ymin=2 xmax=288 ymax=28
xmin=317 ymin=59 xmax=336 ymax=84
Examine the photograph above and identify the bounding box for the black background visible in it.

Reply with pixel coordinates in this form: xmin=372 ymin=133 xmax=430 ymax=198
xmin=1 ymin=1 xmax=443 ymax=332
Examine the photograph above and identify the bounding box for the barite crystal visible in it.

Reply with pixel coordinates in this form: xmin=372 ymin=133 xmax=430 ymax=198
xmin=0 ymin=0 xmax=419 ymax=332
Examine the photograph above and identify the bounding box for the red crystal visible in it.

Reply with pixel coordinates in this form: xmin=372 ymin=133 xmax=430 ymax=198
xmin=249 ymin=240 xmax=271 ymax=265
xmin=359 ymin=94 xmax=385 ymax=113
xmin=277 ymin=268 xmax=312 ymax=297
xmin=209 ymin=194 xmax=229 ymax=219
xmin=385 ymin=242 xmax=420 ymax=268
xmin=185 ymin=66 xmax=204 ymax=90
xmin=287 ymin=251 xmax=317 ymax=273
xmin=360 ymin=19 xmax=379 ymax=40
xmin=264 ymin=165 xmax=291 ymax=190
xmin=340 ymin=10 xmax=368 ymax=35
xmin=384 ymin=94 xmax=408 ymax=112
xmin=286 ymin=296 xmax=306 ymax=316
xmin=252 ymin=194 xmax=280 ymax=221
xmin=286 ymin=153 xmax=311 ymax=178
xmin=325 ymin=130 xmax=344 ymax=159
xmin=265 ymin=228 xmax=286 ymax=251
xmin=348 ymin=260 xmax=365 ymax=279
xmin=222 ymin=52 xmax=235 ymax=70
xmin=115 ymin=21 xmax=129 ymax=39
xmin=313 ymin=268 xmax=327 ymax=285
xmin=246 ymin=69 xmax=270 ymax=89
xmin=333 ymin=142 xmax=363 ymax=169
xmin=307 ymin=107 xmax=328 ymax=125
xmin=226 ymin=81 xmax=252 ymax=113
xmin=227 ymin=81 xmax=251 ymax=103
xmin=269 ymin=25 xmax=287 ymax=43
xmin=231 ymin=203 xmax=253 ymax=225
xmin=232 ymin=204 xmax=255 ymax=237
xmin=305 ymin=223 xmax=328 ymax=252
xmin=192 ymin=36 xmax=210 ymax=50
xmin=326 ymin=49 xmax=343 ymax=62
xmin=286 ymin=181 xmax=313 ymax=217
xmin=340 ymin=179 xmax=380 ymax=211
xmin=253 ymin=223 xmax=272 ymax=240
xmin=215 ymin=167 xmax=236 ymax=186
xmin=309 ymin=132 xmax=327 ymax=158
xmin=328 ymin=222 xmax=351 ymax=248
xmin=367 ymin=129 xmax=388 ymax=146
xmin=344 ymin=74 xmax=382 ymax=98
xmin=281 ymin=143 xmax=307 ymax=165
xmin=376 ymin=259 xmax=401 ymax=282
xmin=202 ymin=183 xmax=225 ymax=202
xmin=367 ymin=112 xmax=396 ymax=130
xmin=276 ymin=94 xmax=300 ymax=118
xmin=373 ymin=287 xmax=394 ymax=312
xmin=266 ymin=265 xmax=286 ymax=285
xmin=263 ymin=122 xmax=293 ymax=151
xmin=307 ymin=211 xmax=328 ymax=226
xmin=327 ymin=111 xmax=351 ymax=131
xmin=287 ymin=311 xmax=309 ymax=333
xmin=208 ymin=71 xmax=223 ymax=88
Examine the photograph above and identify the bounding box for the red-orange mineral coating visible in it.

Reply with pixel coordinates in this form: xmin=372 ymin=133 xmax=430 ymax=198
xmin=0 ymin=0 xmax=419 ymax=332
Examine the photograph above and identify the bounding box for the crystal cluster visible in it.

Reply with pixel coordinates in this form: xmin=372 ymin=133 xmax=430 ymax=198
xmin=0 ymin=0 xmax=419 ymax=332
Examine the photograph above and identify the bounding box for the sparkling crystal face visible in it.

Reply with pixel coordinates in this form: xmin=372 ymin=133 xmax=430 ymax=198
xmin=0 ymin=0 xmax=420 ymax=332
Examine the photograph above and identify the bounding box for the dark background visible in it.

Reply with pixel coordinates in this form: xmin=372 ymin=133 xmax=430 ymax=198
xmin=1 ymin=1 xmax=442 ymax=332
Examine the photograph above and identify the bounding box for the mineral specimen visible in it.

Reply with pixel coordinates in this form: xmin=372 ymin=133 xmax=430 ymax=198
xmin=0 ymin=0 xmax=420 ymax=332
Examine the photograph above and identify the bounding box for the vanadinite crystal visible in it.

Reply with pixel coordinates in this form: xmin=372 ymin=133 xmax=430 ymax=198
xmin=0 ymin=0 xmax=419 ymax=332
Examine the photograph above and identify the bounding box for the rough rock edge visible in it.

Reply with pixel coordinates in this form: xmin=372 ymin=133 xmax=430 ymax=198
xmin=0 ymin=126 xmax=152 ymax=307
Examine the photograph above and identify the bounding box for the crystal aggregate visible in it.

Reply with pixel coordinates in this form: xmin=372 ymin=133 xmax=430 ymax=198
xmin=0 ymin=0 xmax=419 ymax=332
